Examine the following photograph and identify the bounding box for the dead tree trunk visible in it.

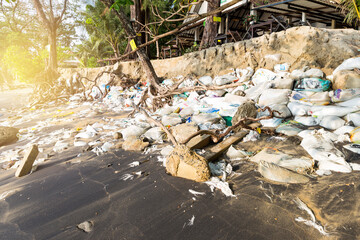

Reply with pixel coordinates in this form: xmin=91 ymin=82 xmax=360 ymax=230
xmin=100 ymin=0 xmax=161 ymax=90
xmin=200 ymin=0 xmax=221 ymax=49
xmin=31 ymin=0 xmax=67 ymax=82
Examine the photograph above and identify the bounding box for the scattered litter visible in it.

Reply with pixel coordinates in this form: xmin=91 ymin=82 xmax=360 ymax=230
xmin=128 ymin=161 xmax=140 ymax=167
xmin=120 ymin=174 xmax=134 ymax=181
xmin=295 ymin=217 xmax=329 ymax=236
xmin=157 ymin=156 xmax=167 ymax=167
xmin=0 ymin=190 xmax=15 ymax=200
xmin=294 ymin=197 xmax=329 ymax=236
xmin=183 ymin=215 xmax=195 ymax=228
xmin=189 ymin=189 xmax=205 ymax=196
xmin=77 ymin=221 xmax=94 ymax=233
xmin=205 ymin=177 xmax=235 ymax=197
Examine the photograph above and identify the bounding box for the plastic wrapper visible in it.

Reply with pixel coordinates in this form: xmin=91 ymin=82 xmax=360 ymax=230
xmin=294 ymin=78 xmax=331 ymax=92
xmin=330 ymin=88 xmax=360 ymax=103
xmin=274 ymin=63 xmax=290 ymax=72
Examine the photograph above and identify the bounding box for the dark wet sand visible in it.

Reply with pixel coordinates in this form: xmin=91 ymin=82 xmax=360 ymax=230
xmin=0 ymin=104 xmax=359 ymax=239
xmin=0 ymin=141 xmax=359 ymax=240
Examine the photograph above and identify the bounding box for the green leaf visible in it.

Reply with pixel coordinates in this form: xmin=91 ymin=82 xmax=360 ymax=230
xmin=110 ymin=0 xmax=134 ymax=11
xmin=85 ymin=18 xmax=94 ymax=25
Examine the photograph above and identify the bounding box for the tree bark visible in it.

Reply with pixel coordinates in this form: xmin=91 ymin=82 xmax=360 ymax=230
xmin=49 ymin=28 xmax=58 ymax=70
xmin=31 ymin=0 xmax=67 ymax=81
xmin=100 ymin=0 xmax=161 ymax=89
xmin=200 ymin=0 xmax=221 ymax=49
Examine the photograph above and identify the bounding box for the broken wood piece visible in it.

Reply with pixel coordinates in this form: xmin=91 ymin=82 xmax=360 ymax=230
xmin=15 ymin=145 xmax=39 ymax=177
xmin=186 ymin=134 xmax=211 ymax=150
xmin=204 ymin=130 xmax=249 ymax=162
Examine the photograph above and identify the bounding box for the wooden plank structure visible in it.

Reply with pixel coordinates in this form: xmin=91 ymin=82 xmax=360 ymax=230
xmin=161 ymin=0 xmax=351 ymax=58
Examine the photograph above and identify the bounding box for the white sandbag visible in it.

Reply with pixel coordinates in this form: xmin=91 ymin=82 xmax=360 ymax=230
xmin=272 ymin=77 xmax=294 ymax=89
xmin=334 ymin=126 xmax=355 ymax=135
xmin=158 ymin=106 xmax=178 ymax=116
xmin=224 ymin=94 xmax=251 ymax=105
xmin=295 ymin=116 xmax=320 ymax=126
xmin=144 ymin=127 xmax=165 ymax=141
xmin=231 ymin=85 xmax=247 ymax=95
xmin=214 ymin=75 xmax=238 ymax=86
xmin=235 ymin=67 xmax=254 ymax=82
xmin=121 ymin=125 xmax=146 ymax=140
xmin=304 ymin=68 xmax=324 ymax=78
xmin=300 ymin=130 xmax=352 ymax=173
xmin=336 ymin=97 xmax=360 ymax=107
xmin=274 ymin=63 xmax=290 ymax=72
xmin=178 ymin=78 xmax=196 ymax=88
xmin=290 ymin=91 xmax=330 ymax=105
xmin=287 ymin=102 xmax=311 ymax=116
xmin=162 ymin=79 xmax=174 ymax=86
xmin=226 ymin=145 xmax=247 ymax=160
xmin=245 ymin=82 xmax=272 ymax=102
xmin=252 ymin=68 xmax=277 ymax=85
xmin=251 ymin=148 xmax=313 ymax=173
xmin=270 ymin=104 xmax=292 ymax=118
xmin=198 ymin=76 xmax=213 ymax=86
xmin=162 ymin=114 xmax=182 ymax=126
xmin=202 ymin=96 xmax=225 ymax=106
xmin=257 ymin=104 xmax=291 ymax=118
xmin=345 ymin=113 xmax=360 ymax=126
xmin=319 ymin=116 xmax=345 ymax=130
xmin=298 ymin=129 xmax=338 ymax=142
xmin=329 ymin=88 xmax=360 ymax=102
xmin=179 ymin=107 xmax=194 ymax=118
xmin=219 ymin=105 xmax=240 ymax=117
xmin=343 ymin=144 xmax=360 ymax=154
xmin=260 ymin=118 xmax=283 ymax=127
xmin=258 ymin=89 xmax=291 ymax=106
xmin=309 ymin=105 xmax=359 ymax=117
xmin=290 ymin=69 xmax=306 ymax=80
xmin=205 ymin=90 xmax=226 ymax=97
xmin=333 ymin=57 xmax=360 ymax=75
xmin=350 ymin=127 xmax=360 ymax=143
xmin=192 ymin=113 xmax=221 ymax=124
